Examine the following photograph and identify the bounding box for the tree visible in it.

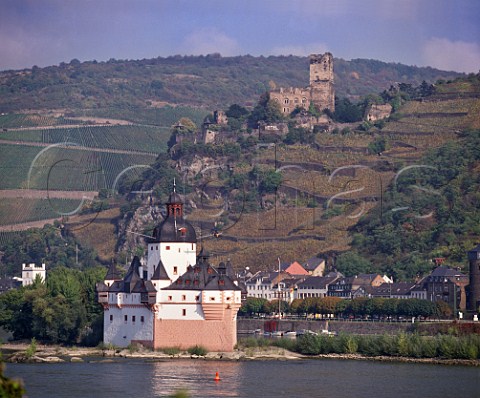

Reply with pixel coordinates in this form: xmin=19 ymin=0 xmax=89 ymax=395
xmin=0 ymin=362 xmax=25 ymax=398
xmin=259 ymin=170 xmax=282 ymax=194
xmin=247 ymin=92 xmax=283 ymax=128
xmin=334 ymin=252 xmax=372 ymax=276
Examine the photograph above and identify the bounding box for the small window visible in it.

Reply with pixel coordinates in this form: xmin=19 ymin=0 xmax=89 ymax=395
xmin=156 ymin=245 xmax=158 ymax=250
xmin=210 ymin=297 xmax=215 ymax=301
xmin=141 ymin=316 xmax=145 ymax=323
xmin=195 ymin=295 xmax=200 ymax=301
xmin=185 ymin=280 xmax=191 ymax=286
xmin=226 ymin=296 xmax=231 ymax=301
xmin=182 ymin=309 xmax=186 ymax=316
xmin=173 ymin=266 xmax=178 ymax=275
xmin=124 ymin=315 xmax=128 ymax=322
xmin=150 ymin=247 xmax=153 ymax=251
xmin=168 ymin=295 xmax=173 ymax=301
xmin=166 ymin=246 xmax=170 ymax=250
xmin=182 ymin=295 xmax=186 ymax=301
xmin=110 ymin=315 xmax=113 ymax=322
xmin=132 ymin=316 xmax=136 ymax=323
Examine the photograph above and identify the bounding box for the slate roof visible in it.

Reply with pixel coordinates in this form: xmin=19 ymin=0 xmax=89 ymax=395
xmin=152 ymin=259 xmax=170 ymax=280
xmin=105 ymin=261 xmax=122 ymax=280
xmin=297 ymin=275 xmax=339 ymax=289
xmin=165 ymin=248 xmax=241 ymax=291
xmin=303 ymin=257 xmax=325 ymax=271
xmin=372 ymin=282 xmax=416 ymax=297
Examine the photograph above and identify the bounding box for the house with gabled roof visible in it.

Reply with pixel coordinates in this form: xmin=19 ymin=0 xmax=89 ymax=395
xmin=97 ymin=184 xmax=242 ymax=351
xmin=372 ymin=282 xmax=417 ymax=299
xmin=303 ymin=257 xmax=326 ymax=276
xmin=280 ymin=261 xmax=310 ymax=277
xmin=295 ymin=272 xmax=343 ymax=300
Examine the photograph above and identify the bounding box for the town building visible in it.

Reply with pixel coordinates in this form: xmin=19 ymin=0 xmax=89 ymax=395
xmin=295 ymin=273 xmax=342 ymax=300
xmin=21 ymin=263 xmax=46 ymax=286
xmin=97 ymin=185 xmax=242 ymax=351
xmin=328 ymin=274 xmax=391 ymax=299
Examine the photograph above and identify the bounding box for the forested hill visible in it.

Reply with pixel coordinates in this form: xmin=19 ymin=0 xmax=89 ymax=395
xmin=0 ymin=54 xmax=463 ymax=114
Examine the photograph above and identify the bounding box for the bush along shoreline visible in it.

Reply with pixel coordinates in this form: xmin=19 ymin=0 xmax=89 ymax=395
xmin=238 ymin=332 xmax=480 ymax=363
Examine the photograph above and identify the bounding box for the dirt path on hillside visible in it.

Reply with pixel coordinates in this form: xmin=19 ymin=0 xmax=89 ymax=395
xmin=0 ymin=139 xmax=157 ymax=157
xmin=0 ymin=189 xmax=98 ymax=200
xmin=0 ymin=218 xmax=61 ymax=232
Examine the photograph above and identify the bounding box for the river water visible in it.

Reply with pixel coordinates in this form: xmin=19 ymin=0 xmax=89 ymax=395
xmin=5 ymin=358 xmax=480 ymax=398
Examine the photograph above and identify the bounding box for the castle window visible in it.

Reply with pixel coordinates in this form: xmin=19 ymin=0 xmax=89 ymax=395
xmin=302 ymin=97 xmax=307 ymax=104
xmin=195 ymin=295 xmax=200 ymax=301
xmin=132 ymin=316 xmax=136 ymax=323
xmin=141 ymin=316 xmax=144 ymax=323
xmin=173 ymin=266 xmax=178 ymax=275
xmin=182 ymin=309 xmax=186 ymax=316
xmin=166 ymin=246 xmax=170 ymax=250
xmin=210 ymin=297 xmax=216 ymax=301
xmin=168 ymin=295 xmax=173 ymax=301
xmin=284 ymin=98 xmax=289 ymax=104
xmin=156 ymin=245 xmax=158 ymax=250
xmin=219 ymin=279 xmax=225 ymax=286
xmin=110 ymin=315 xmax=113 ymax=322
xmin=194 ymin=280 xmax=199 ymax=286
xmin=124 ymin=315 xmax=128 ymax=323
xmin=185 ymin=280 xmax=191 ymax=286
xmin=182 ymin=295 xmax=186 ymax=301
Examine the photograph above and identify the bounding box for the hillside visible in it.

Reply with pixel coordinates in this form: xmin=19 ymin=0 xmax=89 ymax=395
xmin=0 ymin=57 xmax=477 ymax=279
xmin=115 ymin=75 xmax=480 ymax=278
xmin=0 ymin=55 xmax=463 ymax=118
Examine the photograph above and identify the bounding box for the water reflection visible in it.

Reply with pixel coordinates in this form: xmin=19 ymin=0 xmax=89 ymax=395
xmin=150 ymin=360 xmax=242 ymax=397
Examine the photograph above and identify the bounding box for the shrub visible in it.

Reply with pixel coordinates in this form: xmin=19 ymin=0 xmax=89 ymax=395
xmin=187 ymin=345 xmax=208 ymax=356
xmin=25 ymin=338 xmax=37 ymax=358
xmin=161 ymin=346 xmax=181 ymax=356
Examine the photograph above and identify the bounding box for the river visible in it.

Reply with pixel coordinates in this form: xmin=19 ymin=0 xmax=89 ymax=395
xmin=4 ymin=358 xmax=479 ymax=398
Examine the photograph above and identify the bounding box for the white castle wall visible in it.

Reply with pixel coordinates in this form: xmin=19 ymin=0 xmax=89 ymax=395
xmin=103 ymin=306 xmax=154 ymax=347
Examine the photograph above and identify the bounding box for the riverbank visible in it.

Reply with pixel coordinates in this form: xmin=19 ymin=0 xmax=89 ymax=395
xmin=1 ymin=343 xmax=479 ymax=367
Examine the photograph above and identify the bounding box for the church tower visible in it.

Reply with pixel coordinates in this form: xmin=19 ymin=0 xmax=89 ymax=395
xmin=468 ymin=244 xmax=480 ymax=313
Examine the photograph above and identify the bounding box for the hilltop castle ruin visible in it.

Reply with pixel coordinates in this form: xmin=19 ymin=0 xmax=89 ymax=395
xmin=270 ymin=52 xmax=335 ymax=115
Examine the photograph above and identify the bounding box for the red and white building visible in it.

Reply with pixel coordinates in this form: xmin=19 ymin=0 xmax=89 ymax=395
xmin=97 ymin=187 xmax=242 ymax=351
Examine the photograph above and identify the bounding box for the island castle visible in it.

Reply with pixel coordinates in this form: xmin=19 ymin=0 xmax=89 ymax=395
xmin=96 ymin=184 xmax=242 ymax=351
xmin=270 ymin=52 xmax=335 ymax=115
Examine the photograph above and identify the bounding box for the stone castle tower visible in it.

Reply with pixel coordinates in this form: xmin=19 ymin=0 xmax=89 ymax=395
xmin=270 ymin=52 xmax=335 ymax=115
xmin=309 ymin=53 xmax=335 ymax=112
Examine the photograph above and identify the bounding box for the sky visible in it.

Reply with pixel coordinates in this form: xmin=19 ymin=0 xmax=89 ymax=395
xmin=1 ymin=0 xmax=479 ymax=73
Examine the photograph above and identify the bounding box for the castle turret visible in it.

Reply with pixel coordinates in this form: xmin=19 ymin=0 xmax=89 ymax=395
xmin=468 ymin=244 xmax=480 ymax=313
xmin=146 ymin=181 xmax=197 ymax=282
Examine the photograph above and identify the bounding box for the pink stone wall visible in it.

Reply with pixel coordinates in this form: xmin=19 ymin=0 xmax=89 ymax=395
xmin=153 ymin=312 xmax=238 ymax=352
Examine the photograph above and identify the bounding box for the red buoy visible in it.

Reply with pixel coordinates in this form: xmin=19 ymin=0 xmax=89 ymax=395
xmin=214 ymin=372 xmax=221 ymax=382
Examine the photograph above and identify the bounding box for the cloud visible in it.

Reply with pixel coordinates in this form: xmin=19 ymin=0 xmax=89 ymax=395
xmin=422 ymin=38 xmax=480 ymax=73
xmin=271 ymin=43 xmax=329 ymax=57
xmin=181 ymin=28 xmax=241 ymax=56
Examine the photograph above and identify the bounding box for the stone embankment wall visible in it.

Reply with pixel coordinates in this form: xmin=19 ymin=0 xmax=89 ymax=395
xmin=238 ymin=318 xmax=412 ymax=335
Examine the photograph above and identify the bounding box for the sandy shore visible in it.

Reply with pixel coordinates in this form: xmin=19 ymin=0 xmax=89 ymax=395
xmin=1 ymin=343 xmax=479 ymax=367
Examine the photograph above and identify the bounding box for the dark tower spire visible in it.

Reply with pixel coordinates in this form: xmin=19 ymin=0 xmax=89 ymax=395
xmin=468 ymin=244 xmax=480 ymax=313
